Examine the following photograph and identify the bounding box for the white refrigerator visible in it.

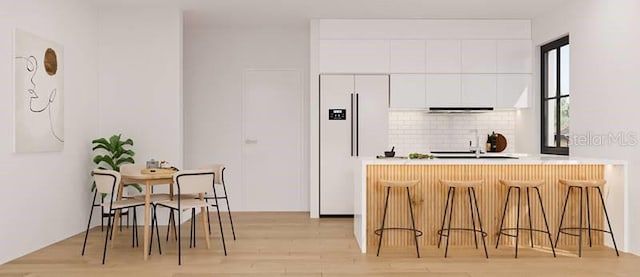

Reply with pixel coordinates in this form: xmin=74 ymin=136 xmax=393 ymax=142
xmin=320 ymin=74 xmax=389 ymax=216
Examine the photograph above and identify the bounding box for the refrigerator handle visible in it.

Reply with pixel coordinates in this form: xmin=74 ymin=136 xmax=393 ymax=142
xmin=356 ymin=93 xmax=359 ymax=156
xmin=350 ymin=93 xmax=354 ymax=157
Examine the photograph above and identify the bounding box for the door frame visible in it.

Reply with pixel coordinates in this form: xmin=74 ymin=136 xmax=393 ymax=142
xmin=241 ymin=68 xmax=305 ymax=211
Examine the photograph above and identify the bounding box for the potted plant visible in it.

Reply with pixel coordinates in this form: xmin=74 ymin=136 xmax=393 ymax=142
xmin=91 ymin=134 xmax=141 ymax=193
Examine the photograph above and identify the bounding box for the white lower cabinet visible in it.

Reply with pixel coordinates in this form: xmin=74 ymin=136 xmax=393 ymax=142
xmin=390 ymin=74 xmax=426 ymax=108
xmin=461 ymin=74 xmax=497 ymax=107
xmin=426 ymin=74 xmax=461 ymax=107
xmin=497 ymin=74 xmax=531 ymax=108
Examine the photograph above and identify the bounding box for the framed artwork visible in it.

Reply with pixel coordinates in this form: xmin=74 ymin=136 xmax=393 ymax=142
xmin=14 ymin=29 xmax=64 ymax=152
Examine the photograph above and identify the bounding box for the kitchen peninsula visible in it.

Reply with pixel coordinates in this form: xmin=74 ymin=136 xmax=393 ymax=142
xmin=353 ymin=156 xmax=628 ymax=254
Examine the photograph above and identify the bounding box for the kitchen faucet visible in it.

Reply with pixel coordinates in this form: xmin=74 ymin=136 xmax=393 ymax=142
xmin=470 ymin=129 xmax=482 ymax=158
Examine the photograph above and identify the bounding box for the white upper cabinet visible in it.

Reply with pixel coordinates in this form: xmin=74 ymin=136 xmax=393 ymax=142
xmin=425 ymin=40 xmax=461 ymax=73
xmin=390 ymin=74 xmax=426 ymax=108
xmin=461 ymin=40 xmax=497 ymax=73
xmin=497 ymin=74 xmax=530 ymax=108
xmin=426 ymin=74 xmax=461 ymax=107
xmin=319 ymin=40 xmax=389 ymax=73
xmin=497 ymin=40 xmax=532 ymax=73
xmin=461 ymin=74 xmax=497 ymax=107
xmin=389 ymin=40 xmax=426 ymax=73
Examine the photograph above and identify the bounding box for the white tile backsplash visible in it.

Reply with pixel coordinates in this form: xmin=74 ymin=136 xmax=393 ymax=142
xmin=388 ymin=110 xmax=516 ymax=155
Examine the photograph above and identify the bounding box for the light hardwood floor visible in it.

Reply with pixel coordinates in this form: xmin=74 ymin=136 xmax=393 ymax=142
xmin=0 ymin=212 xmax=637 ymax=277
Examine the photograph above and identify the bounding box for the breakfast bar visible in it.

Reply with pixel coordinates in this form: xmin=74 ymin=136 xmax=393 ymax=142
xmin=353 ymin=156 xmax=628 ymax=254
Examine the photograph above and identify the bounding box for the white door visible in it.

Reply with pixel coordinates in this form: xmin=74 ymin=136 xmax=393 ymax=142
xmin=243 ymin=69 xmax=304 ymax=211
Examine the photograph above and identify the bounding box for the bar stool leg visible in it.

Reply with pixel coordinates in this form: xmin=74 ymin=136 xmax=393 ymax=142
xmin=578 ymin=187 xmax=583 ymax=257
xmin=555 ymin=186 xmax=572 ymax=248
xmin=535 ymin=187 xmax=556 ymax=257
xmin=471 ymin=187 xmax=489 ymax=258
xmin=467 ymin=188 xmax=478 ymax=249
xmin=526 ymin=188 xmax=534 ymax=248
xmin=406 ymin=187 xmax=420 ymax=258
xmin=444 ymin=188 xmax=456 ymax=258
xmin=496 ymin=187 xmax=512 ymax=248
xmin=438 ymin=187 xmax=453 ymax=248
xmin=376 ymin=187 xmax=391 ymax=257
xmin=597 ymin=187 xmax=620 ymax=256
xmin=515 ymin=187 xmax=521 ymax=258
xmin=585 ymin=188 xmax=593 ymax=247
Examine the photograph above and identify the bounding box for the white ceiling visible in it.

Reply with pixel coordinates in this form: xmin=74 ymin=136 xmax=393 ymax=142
xmin=94 ymin=0 xmax=572 ymax=27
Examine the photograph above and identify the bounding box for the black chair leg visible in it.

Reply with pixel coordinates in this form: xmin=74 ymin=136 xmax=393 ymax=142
xmin=102 ymin=209 xmax=113 ymax=264
xmin=555 ymin=186 xmax=572 ymax=248
xmin=444 ymin=188 xmax=456 ymax=258
xmin=178 ymin=209 xmax=182 ymax=265
xmin=149 ymin=207 xmax=155 ymax=256
xmin=597 ymin=187 xmax=620 ymax=256
xmin=206 ymin=204 xmax=212 ymax=235
xmin=586 ymin=188 xmax=593 ymax=247
xmin=438 ymin=187 xmax=453 ymax=248
xmin=213 ymin=194 xmax=228 ymax=256
xmin=82 ymin=192 xmax=97 ymax=256
xmin=154 ymin=207 xmax=162 ymax=255
xmin=526 ymin=188 xmax=534 ymax=248
xmin=535 ymin=187 xmax=556 ymax=257
xmin=578 ymin=187 xmax=584 ymax=257
xmin=515 ymin=187 xmax=521 ymax=258
xmin=192 ymin=208 xmax=197 ymax=248
xmin=471 ymin=187 xmax=489 ymax=258
xmin=406 ymin=187 xmax=420 ymax=258
xmin=467 ymin=188 xmax=478 ymax=249
xmin=376 ymin=187 xmax=391 ymax=257
xmin=221 ymin=184 xmax=237 ymax=240
xmin=496 ymin=187 xmax=512 ymax=248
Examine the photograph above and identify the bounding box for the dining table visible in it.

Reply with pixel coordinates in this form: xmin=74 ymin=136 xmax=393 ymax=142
xmin=115 ymin=170 xmax=211 ymax=260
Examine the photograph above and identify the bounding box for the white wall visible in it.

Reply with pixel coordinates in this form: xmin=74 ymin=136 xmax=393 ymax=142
xmin=183 ymin=24 xmax=310 ymax=211
xmin=0 ymin=0 xmax=99 ymax=264
xmin=98 ymin=7 xmax=183 ymax=168
xmin=527 ymin=0 xmax=640 ymax=254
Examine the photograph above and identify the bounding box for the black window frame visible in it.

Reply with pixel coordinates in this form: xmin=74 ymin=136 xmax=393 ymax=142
xmin=541 ymin=36 xmax=570 ymax=155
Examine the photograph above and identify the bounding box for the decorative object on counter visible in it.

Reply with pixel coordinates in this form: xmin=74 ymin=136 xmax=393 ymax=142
xmin=408 ymin=153 xmax=435 ymax=159
xmin=160 ymin=160 xmax=171 ymax=168
xmin=384 ymin=146 xmax=395 ymax=157
xmin=486 ymin=132 xmax=507 ymax=152
xmin=146 ymin=158 xmax=159 ymax=169
xmin=91 ymin=134 xmax=140 ymax=193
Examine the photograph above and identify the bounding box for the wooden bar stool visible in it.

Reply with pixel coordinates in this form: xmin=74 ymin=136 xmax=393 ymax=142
xmin=495 ymin=180 xmax=556 ymax=258
xmin=555 ymin=179 xmax=619 ymax=257
xmin=437 ymin=179 xmax=488 ymax=258
xmin=374 ymin=180 xmax=423 ymax=258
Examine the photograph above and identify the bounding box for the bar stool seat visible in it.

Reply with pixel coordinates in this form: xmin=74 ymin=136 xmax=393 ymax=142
xmin=437 ymin=179 xmax=488 ymax=258
xmin=555 ymin=179 xmax=619 ymax=257
xmin=495 ymin=179 xmax=556 ymax=258
xmin=374 ymin=179 xmax=423 ymax=258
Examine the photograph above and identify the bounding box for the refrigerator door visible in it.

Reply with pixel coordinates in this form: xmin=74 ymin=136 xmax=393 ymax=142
xmin=355 ymin=75 xmax=389 ymax=157
xmin=320 ymin=75 xmax=355 ymax=215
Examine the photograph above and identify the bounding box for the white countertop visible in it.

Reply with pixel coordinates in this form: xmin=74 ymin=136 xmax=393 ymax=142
xmin=360 ymin=154 xmax=627 ymax=165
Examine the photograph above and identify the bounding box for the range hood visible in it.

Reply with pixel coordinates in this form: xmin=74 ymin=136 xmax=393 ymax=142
xmin=428 ymin=107 xmax=494 ymax=113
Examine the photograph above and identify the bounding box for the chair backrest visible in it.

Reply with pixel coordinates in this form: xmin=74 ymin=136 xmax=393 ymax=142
xmin=199 ymin=164 xmax=225 ymax=184
xmin=93 ymin=169 xmax=121 ymax=196
xmin=174 ymin=169 xmax=215 ymax=195
xmin=119 ymin=163 xmax=145 ymax=176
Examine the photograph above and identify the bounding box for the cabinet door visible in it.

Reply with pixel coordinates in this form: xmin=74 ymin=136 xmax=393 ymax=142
xmin=426 ymin=40 xmax=461 ymax=73
xmin=497 ymin=74 xmax=530 ymax=108
xmin=390 ymin=74 xmax=426 ymax=108
xmin=426 ymin=74 xmax=461 ymax=107
xmin=461 ymin=40 xmax=497 ymax=73
xmin=319 ymin=40 xmax=389 ymax=73
xmin=461 ymin=74 xmax=497 ymax=107
xmin=497 ymin=40 xmax=532 ymax=73
xmin=355 ymin=75 xmax=389 ymax=157
xmin=390 ymin=40 xmax=426 ymax=73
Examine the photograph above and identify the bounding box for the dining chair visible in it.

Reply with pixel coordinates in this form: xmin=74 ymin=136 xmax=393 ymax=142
xmin=201 ymin=164 xmax=236 ymax=240
xmin=152 ymin=169 xmax=228 ymax=265
xmin=82 ymin=169 xmax=146 ymax=264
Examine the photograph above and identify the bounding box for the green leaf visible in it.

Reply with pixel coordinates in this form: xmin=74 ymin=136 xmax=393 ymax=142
xmin=92 ymin=144 xmax=110 ymax=152
xmin=94 ymin=155 xmax=117 ymax=170
xmin=122 ymin=149 xmax=135 ymax=157
xmin=91 ymin=137 xmax=109 ymax=146
xmin=131 ymin=184 xmax=143 ymax=192
xmin=122 ymin=138 xmax=134 ymax=146
xmin=109 ymin=135 xmax=120 ymax=153
xmin=116 ymin=157 xmax=135 ymax=166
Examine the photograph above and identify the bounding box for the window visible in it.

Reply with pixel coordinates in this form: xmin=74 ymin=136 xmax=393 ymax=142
xmin=541 ymin=36 xmax=570 ymax=155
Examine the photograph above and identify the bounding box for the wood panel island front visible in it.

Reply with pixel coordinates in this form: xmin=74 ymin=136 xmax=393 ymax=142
xmin=353 ymin=156 xmax=628 ymax=255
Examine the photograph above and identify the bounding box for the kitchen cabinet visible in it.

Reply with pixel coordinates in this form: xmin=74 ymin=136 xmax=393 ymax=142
xmin=319 ymin=40 xmax=389 ymax=73
xmin=497 ymin=74 xmax=530 ymax=108
xmin=390 ymin=74 xmax=426 ymax=108
xmin=426 ymin=74 xmax=461 ymax=107
xmin=389 ymin=40 xmax=426 ymax=73
xmin=461 ymin=74 xmax=497 ymax=107
xmin=426 ymin=40 xmax=461 ymax=73
xmin=461 ymin=40 xmax=497 ymax=73
xmin=497 ymin=40 xmax=532 ymax=73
